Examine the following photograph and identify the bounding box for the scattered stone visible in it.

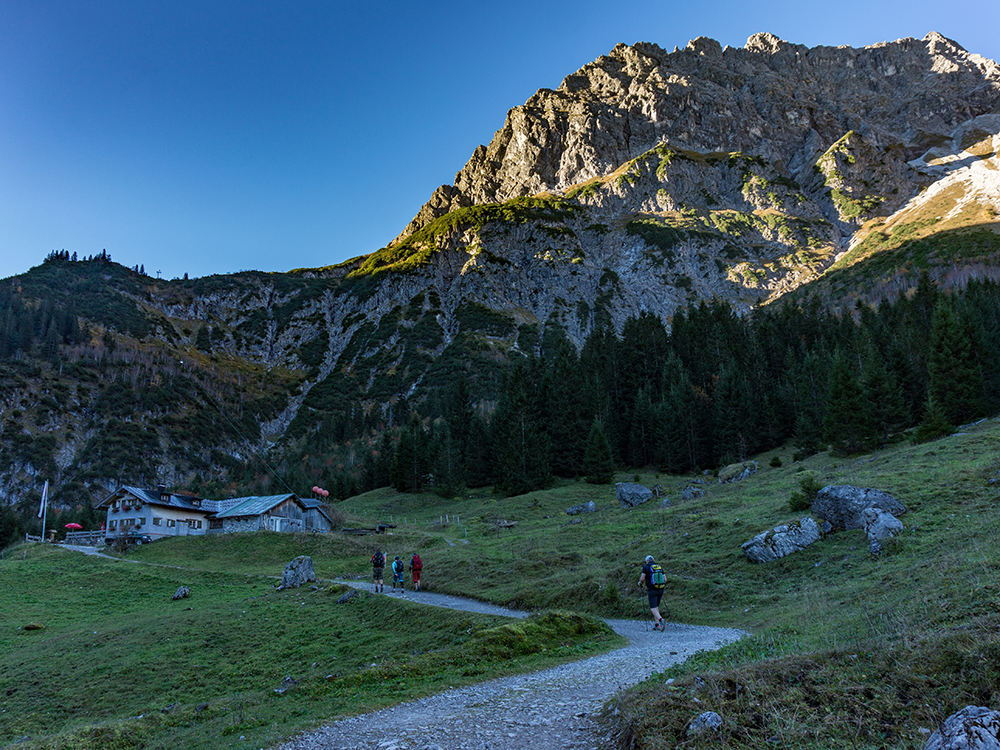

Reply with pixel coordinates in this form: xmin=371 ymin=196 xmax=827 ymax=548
xmin=337 ymin=590 xmax=359 ymax=604
xmin=741 ymin=517 xmax=822 ymax=563
xmin=718 ymin=460 xmax=758 ymax=483
xmin=659 ymin=497 xmax=673 ymax=508
xmin=566 ymin=500 xmax=597 ymax=515
xmin=924 ymin=705 xmax=1000 ymax=749
xmin=274 ymin=676 xmax=299 ymax=695
xmin=277 ymin=556 xmax=316 ymax=591
xmin=687 ymin=710 xmax=723 ymax=737
xmin=171 ymin=586 xmax=191 ymax=601
xmin=681 ymin=486 xmax=704 ymax=502
xmin=812 ymin=485 xmax=907 ymax=531
xmin=23 ymin=622 xmax=45 ymax=631
xmin=616 ymin=482 xmax=653 ymax=508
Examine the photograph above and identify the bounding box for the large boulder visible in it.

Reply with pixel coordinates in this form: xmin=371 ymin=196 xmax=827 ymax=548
xmin=616 ymin=483 xmax=653 ymax=508
xmin=862 ymin=506 xmax=904 ymax=555
xmin=924 ymin=705 xmax=1000 ymax=750
xmin=741 ymin=517 xmax=821 ymax=563
xmin=812 ymin=485 xmax=906 ymax=531
xmin=277 ymin=556 xmax=316 ymax=590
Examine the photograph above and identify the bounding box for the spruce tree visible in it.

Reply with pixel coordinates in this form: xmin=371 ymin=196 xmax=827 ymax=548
xmin=823 ymin=349 xmax=874 ymax=455
xmin=390 ymin=414 xmax=428 ymax=493
xmin=583 ymin=417 xmax=614 ymax=484
xmin=912 ymin=398 xmax=953 ymax=443
xmin=490 ymin=358 xmax=551 ymax=496
xmin=927 ymin=298 xmax=985 ymax=426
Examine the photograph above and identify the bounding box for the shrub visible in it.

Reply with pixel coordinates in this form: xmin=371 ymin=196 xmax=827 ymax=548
xmin=788 ymin=471 xmax=823 ymax=512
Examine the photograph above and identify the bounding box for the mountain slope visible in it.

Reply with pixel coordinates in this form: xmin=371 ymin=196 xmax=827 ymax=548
xmin=2 ymin=32 xmax=1000 ymax=510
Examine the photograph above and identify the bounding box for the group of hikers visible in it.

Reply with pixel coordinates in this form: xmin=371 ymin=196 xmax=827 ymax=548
xmin=369 ymin=547 xmax=668 ymax=630
xmin=370 ymin=549 xmax=423 ymax=593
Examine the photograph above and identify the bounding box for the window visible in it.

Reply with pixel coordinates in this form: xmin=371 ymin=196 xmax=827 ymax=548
xmin=109 ymin=520 xmax=117 ymax=530
xmin=187 ymin=519 xmax=203 ymax=529
xmin=167 ymin=519 xmax=176 ymax=528
xmin=136 ymin=517 xmax=145 ymax=526
xmin=152 ymin=517 xmax=162 ymax=526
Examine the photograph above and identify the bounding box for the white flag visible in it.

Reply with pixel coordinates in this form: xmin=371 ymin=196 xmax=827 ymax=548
xmin=37 ymin=480 xmax=48 ymax=518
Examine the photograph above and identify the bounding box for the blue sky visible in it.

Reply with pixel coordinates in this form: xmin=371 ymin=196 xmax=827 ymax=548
xmin=1 ymin=0 xmax=997 ymax=282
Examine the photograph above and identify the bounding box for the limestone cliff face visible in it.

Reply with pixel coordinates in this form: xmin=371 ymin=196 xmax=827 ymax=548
xmin=394 ymin=32 xmax=1000 ymax=243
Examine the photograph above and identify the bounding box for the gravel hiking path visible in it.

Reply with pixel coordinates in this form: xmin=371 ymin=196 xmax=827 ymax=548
xmin=277 ymin=582 xmax=746 ymax=750
xmin=55 ymin=547 xmax=746 ymax=748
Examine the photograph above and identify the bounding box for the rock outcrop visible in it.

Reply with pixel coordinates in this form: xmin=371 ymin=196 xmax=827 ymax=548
xmin=862 ymin=506 xmax=905 ymax=554
xmin=277 ymin=556 xmax=317 ymax=591
xmin=812 ymin=486 xmax=907 ymax=530
xmin=397 ymin=32 xmax=1000 ymax=241
xmin=924 ymin=705 xmax=1000 ymax=750
xmin=741 ymin=517 xmax=822 ymax=563
xmin=616 ymin=483 xmax=654 ymax=508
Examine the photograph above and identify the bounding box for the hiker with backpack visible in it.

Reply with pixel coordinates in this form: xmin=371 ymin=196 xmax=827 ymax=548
xmin=409 ymin=552 xmax=423 ymax=591
xmin=371 ymin=549 xmax=385 ymax=593
xmin=391 ymin=555 xmax=406 ymax=592
xmin=638 ymin=554 xmax=667 ymax=631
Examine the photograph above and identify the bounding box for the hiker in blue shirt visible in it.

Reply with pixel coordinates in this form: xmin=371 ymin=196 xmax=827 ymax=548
xmin=638 ymin=554 xmax=666 ymax=631
xmin=391 ymin=555 xmax=406 ymax=592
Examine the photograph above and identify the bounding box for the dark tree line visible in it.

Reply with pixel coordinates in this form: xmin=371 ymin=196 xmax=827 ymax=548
xmin=343 ymin=274 xmax=1000 ymax=498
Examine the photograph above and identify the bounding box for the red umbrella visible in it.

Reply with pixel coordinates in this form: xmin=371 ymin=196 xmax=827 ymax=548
xmin=64 ymin=523 xmax=83 ymax=530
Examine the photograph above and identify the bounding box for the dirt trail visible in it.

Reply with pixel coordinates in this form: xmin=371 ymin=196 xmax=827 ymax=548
xmin=56 ymin=546 xmax=746 ymax=749
xmin=277 ymin=583 xmax=746 ymax=750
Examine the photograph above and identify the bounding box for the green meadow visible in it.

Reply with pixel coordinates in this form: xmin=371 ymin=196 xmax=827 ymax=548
xmin=3 ymin=417 xmax=1000 ymax=749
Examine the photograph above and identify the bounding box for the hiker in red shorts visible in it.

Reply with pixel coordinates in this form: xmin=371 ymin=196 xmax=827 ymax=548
xmin=409 ymin=552 xmax=423 ymax=591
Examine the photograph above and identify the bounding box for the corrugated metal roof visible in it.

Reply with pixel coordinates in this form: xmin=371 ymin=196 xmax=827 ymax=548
xmin=100 ymin=486 xmax=211 ymax=512
xmin=214 ymin=494 xmax=299 ymax=519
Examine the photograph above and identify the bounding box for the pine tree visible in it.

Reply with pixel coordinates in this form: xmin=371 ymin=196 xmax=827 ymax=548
xmin=542 ymin=335 xmax=587 ymax=477
xmin=490 ymin=358 xmax=550 ymax=496
xmin=927 ymin=298 xmax=985 ymax=426
xmin=912 ymin=398 xmax=953 ymax=443
xmin=390 ymin=414 xmax=428 ymax=493
xmin=823 ymin=349 xmax=875 ymax=455
xmin=583 ymin=418 xmax=614 ymax=484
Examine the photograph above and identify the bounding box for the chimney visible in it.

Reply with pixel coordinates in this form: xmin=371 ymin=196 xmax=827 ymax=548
xmin=157 ymin=484 xmax=168 ymax=501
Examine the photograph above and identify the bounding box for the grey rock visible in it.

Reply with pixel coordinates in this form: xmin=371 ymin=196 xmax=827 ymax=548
xmin=862 ymin=506 xmax=904 ymax=554
xmin=277 ymin=556 xmax=316 ymax=591
xmin=337 ymin=590 xmax=360 ymax=604
xmin=171 ymin=586 xmax=190 ymax=601
xmin=681 ymin=486 xmax=705 ymax=502
xmin=687 ymin=710 xmax=724 ymax=737
xmin=742 ymin=517 xmax=822 ymax=563
xmin=924 ymin=705 xmax=1000 ymax=750
xmin=719 ymin=460 xmax=758 ymax=484
xmin=566 ymin=500 xmax=597 ymax=515
xmin=400 ymin=34 xmax=1000 ymax=243
xmin=616 ymin=483 xmax=653 ymax=508
xmin=812 ymin=486 xmax=907 ymax=531
xmin=659 ymin=497 xmax=672 ymax=508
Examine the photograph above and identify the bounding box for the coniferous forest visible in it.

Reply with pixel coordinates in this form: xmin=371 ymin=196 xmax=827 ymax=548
xmin=292 ymin=273 xmax=1000 ymax=501
xmin=3 ymin=261 xmax=1000 ymax=549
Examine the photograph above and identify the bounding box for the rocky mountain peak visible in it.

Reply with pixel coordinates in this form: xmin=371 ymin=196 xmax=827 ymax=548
xmin=390 ymin=33 xmax=1000 ymax=246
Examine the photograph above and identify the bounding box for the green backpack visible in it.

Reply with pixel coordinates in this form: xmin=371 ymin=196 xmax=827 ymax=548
xmin=649 ymin=563 xmax=666 ymax=589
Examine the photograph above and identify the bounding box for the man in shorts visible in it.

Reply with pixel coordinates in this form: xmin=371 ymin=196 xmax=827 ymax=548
xmin=638 ymin=554 xmax=665 ymax=631
xmin=409 ymin=552 xmax=423 ymax=591
xmin=371 ymin=549 xmax=385 ymax=593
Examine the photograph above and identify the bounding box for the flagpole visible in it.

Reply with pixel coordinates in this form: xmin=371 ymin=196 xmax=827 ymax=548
xmin=38 ymin=480 xmax=49 ymax=542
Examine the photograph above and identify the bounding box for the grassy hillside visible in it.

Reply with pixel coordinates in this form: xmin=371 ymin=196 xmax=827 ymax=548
xmin=3 ymin=416 xmax=1000 ymax=749
xmin=0 ymin=542 xmax=619 ymax=750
